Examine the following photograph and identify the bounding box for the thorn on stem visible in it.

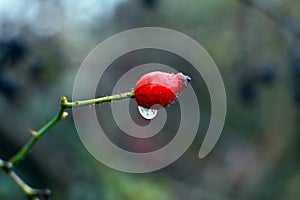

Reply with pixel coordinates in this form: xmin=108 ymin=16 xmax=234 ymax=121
xmin=28 ymin=129 xmax=38 ymax=137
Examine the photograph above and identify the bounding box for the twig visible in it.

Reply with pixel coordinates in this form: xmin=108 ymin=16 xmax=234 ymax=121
xmin=0 ymin=91 xmax=135 ymax=199
xmin=0 ymin=160 xmax=49 ymax=200
xmin=10 ymin=91 xmax=134 ymax=165
xmin=7 ymin=170 xmax=51 ymax=200
xmin=9 ymin=107 xmax=67 ymax=165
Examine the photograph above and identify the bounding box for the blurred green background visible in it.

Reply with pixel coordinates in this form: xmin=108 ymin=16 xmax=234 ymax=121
xmin=1 ymin=0 xmax=300 ymax=199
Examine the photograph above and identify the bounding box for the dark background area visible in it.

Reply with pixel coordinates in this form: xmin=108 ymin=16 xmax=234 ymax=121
xmin=1 ymin=0 xmax=300 ymax=199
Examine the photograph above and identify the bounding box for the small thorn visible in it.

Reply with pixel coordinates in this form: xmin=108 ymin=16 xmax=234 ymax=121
xmin=28 ymin=129 xmax=38 ymax=137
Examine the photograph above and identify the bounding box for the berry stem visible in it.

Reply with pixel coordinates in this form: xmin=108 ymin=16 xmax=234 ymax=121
xmin=62 ymin=90 xmax=135 ymax=108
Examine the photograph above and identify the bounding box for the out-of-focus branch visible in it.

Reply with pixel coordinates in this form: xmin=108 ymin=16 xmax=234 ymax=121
xmin=238 ymin=0 xmax=300 ymax=40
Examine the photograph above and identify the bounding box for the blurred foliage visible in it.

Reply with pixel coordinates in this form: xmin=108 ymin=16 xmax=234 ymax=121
xmin=1 ymin=0 xmax=300 ymax=199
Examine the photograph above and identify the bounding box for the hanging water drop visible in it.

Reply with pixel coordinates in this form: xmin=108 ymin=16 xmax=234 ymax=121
xmin=138 ymin=106 xmax=158 ymax=120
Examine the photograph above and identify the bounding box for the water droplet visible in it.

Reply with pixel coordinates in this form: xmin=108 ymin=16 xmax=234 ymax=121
xmin=138 ymin=106 xmax=158 ymax=120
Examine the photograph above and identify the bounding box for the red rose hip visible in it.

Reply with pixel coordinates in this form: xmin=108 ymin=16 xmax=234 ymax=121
xmin=134 ymin=71 xmax=191 ymax=109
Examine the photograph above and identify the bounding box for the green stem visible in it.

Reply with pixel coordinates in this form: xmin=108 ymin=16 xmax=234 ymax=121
xmin=8 ymin=91 xmax=135 ymax=165
xmin=62 ymin=90 xmax=135 ymax=108
xmin=3 ymin=90 xmax=135 ymax=199
xmin=9 ymin=107 xmax=67 ymax=165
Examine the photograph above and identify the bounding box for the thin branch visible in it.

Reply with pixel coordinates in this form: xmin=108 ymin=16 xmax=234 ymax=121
xmin=9 ymin=91 xmax=134 ymax=165
xmin=0 ymin=160 xmax=50 ymax=200
xmin=7 ymin=170 xmax=51 ymax=200
xmin=9 ymin=107 xmax=67 ymax=165
xmin=1 ymin=90 xmax=135 ymax=199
